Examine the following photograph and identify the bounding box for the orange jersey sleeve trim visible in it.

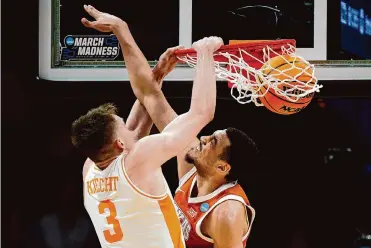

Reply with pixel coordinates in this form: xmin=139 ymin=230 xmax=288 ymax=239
xmin=159 ymin=195 xmax=186 ymax=248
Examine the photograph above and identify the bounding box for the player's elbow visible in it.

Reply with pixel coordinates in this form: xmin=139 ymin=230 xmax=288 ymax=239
xmin=203 ymin=109 xmax=215 ymax=124
xmin=190 ymin=105 xmax=215 ymax=123
xmin=206 ymin=107 xmax=215 ymax=121
xmin=141 ymin=87 xmax=162 ymax=106
xmin=133 ymin=78 xmax=159 ymax=99
xmin=190 ymin=98 xmax=216 ymax=122
xmin=200 ymin=107 xmax=215 ymax=123
xmin=204 ymin=112 xmax=214 ymax=125
xmin=189 ymin=111 xmax=214 ymax=128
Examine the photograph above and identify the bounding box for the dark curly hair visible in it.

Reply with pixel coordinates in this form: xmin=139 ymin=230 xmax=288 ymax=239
xmin=221 ymin=127 xmax=259 ymax=182
xmin=71 ymin=103 xmax=118 ymax=162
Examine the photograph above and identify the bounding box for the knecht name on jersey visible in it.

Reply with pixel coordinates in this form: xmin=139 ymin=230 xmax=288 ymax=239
xmin=61 ymin=35 xmax=120 ymax=61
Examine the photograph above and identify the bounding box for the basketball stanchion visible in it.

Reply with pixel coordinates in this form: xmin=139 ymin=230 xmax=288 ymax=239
xmin=176 ymin=39 xmax=322 ymax=115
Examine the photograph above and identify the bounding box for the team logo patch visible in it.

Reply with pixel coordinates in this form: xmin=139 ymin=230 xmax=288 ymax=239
xmin=200 ymin=202 xmax=209 ymax=212
xmin=60 ymin=35 xmax=120 ymax=61
xmin=187 ymin=207 xmax=197 ymax=218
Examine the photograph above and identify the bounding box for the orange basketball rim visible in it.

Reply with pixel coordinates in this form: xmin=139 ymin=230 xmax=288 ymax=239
xmin=175 ymin=39 xmax=323 ymax=115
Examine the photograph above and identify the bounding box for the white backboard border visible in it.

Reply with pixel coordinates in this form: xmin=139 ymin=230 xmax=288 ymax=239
xmin=39 ymin=0 xmax=371 ymax=81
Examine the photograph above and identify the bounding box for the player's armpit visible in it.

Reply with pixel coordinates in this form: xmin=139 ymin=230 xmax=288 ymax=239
xmin=140 ymin=88 xmax=197 ymax=179
xmin=125 ymin=111 xmax=211 ymax=172
xmin=207 ymin=200 xmax=247 ymax=248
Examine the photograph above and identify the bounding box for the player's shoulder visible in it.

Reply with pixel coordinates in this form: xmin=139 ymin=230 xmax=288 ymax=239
xmin=211 ymin=199 xmax=246 ymax=220
xmin=203 ymin=199 xmax=247 ymax=237
xmin=125 ymin=135 xmax=162 ymax=163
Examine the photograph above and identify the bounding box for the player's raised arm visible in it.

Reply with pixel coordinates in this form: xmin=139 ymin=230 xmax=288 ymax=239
xmin=81 ymin=5 xmax=183 ymax=140
xmin=127 ymin=47 xmax=202 ymax=179
xmin=126 ymin=37 xmax=223 ymax=170
xmin=82 ymin=5 xmax=154 ymax=96
xmin=124 ymin=46 xmax=184 ymax=139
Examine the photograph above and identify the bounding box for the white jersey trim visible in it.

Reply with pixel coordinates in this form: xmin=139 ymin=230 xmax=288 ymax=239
xmin=82 ymin=159 xmax=94 ymax=182
xmin=195 ymin=195 xmax=256 ymax=243
xmin=188 ymin=178 xmax=237 ymax=204
xmin=177 ymin=167 xmax=238 ymax=204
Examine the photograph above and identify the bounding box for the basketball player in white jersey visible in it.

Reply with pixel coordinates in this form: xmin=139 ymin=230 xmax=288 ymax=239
xmin=71 ymin=5 xmax=223 ymax=248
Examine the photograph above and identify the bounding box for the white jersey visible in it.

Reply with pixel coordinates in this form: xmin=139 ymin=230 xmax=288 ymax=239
xmin=83 ymin=154 xmax=185 ymax=248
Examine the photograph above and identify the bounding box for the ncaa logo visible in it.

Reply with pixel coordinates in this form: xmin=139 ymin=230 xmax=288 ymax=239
xmin=200 ymin=203 xmax=209 ymax=212
xmin=64 ymin=36 xmax=74 ymax=47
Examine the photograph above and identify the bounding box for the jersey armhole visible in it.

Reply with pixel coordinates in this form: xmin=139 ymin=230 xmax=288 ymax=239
xmin=119 ymin=153 xmax=168 ymax=200
xmin=82 ymin=158 xmax=93 ymax=208
xmin=82 ymin=158 xmax=93 ymax=182
xmin=195 ymin=195 xmax=256 ymax=243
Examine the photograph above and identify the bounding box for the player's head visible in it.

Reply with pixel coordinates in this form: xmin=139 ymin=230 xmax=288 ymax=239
xmin=71 ymin=103 xmax=130 ymax=163
xmin=185 ymin=127 xmax=258 ymax=182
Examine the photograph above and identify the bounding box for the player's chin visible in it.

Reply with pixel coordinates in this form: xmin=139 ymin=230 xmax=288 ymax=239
xmin=185 ymin=151 xmax=196 ymax=164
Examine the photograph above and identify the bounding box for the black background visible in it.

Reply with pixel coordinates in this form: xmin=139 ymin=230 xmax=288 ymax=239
xmin=59 ymin=0 xmax=179 ymax=61
xmin=192 ymin=0 xmax=314 ymax=48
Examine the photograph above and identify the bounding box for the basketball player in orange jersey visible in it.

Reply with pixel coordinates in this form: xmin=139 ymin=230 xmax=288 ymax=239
xmin=112 ymin=23 xmax=258 ymax=248
xmin=136 ymin=93 xmax=258 ymax=247
xmin=71 ymin=5 xmax=222 ymax=248
xmin=138 ymin=84 xmax=258 ymax=247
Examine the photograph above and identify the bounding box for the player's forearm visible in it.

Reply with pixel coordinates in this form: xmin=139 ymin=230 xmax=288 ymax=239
xmin=125 ymin=66 xmax=167 ymax=137
xmin=144 ymin=64 xmax=179 ymax=132
xmin=126 ymin=87 xmax=168 ymax=138
xmin=125 ymin=101 xmax=153 ymax=138
xmin=111 ymin=21 xmax=157 ymax=101
xmin=189 ymin=50 xmax=216 ymax=120
xmin=152 ymin=63 xmax=167 ymax=86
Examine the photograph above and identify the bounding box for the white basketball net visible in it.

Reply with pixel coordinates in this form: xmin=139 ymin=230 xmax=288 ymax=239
xmin=177 ymin=44 xmax=322 ymax=106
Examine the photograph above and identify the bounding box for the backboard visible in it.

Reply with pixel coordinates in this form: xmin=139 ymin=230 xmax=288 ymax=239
xmin=39 ymin=0 xmax=371 ymax=81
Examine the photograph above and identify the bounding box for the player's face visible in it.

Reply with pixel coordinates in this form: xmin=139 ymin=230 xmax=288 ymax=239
xmin=186 ymin=130 xmax=230 ymax=173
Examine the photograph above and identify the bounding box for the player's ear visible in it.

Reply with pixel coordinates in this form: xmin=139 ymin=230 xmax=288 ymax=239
xmin=114 ymin=138 xmax=125 ymax=149
xmin=216 ymin=161 xmax=230 ymax=175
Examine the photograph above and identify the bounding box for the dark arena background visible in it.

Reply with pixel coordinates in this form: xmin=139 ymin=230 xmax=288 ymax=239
xmin=2 ymin=0 xmax=371 ymax=248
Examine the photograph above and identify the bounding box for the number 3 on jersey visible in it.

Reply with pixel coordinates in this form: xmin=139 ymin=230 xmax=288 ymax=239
xmin=98 ymin=200 xmax=124 ymax=243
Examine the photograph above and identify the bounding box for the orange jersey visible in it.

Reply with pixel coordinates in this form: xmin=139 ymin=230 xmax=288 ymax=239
xmin=174 ymin=168 xmax=255 ymax=248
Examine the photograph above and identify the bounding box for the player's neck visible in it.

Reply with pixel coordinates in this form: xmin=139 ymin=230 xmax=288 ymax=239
xmin=195 ymin=174 xmax=226 ymax=197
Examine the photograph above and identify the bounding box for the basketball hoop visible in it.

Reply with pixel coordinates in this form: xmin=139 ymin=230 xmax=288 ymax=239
xmin=176 ymin=39 xmax=322 ymax=107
